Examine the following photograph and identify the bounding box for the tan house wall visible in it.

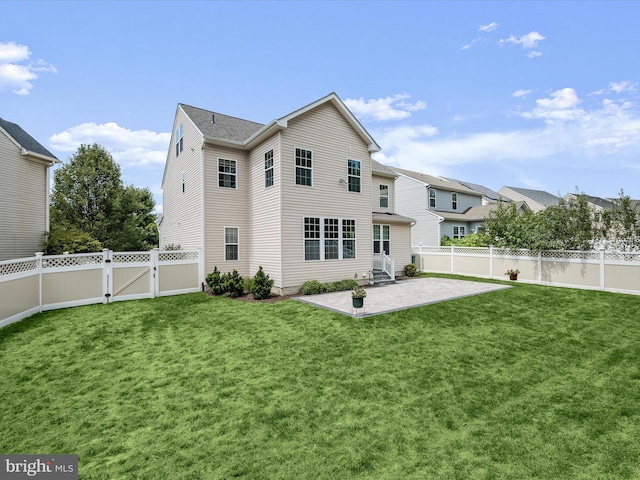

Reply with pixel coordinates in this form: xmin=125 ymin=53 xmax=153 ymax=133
xmin=159 ymin=107 xmax=204 ymax=250
xmin=279 ymin=102 xmax=373 ymax=290
xmin=248 ymin=133 xmax=283 ymax=286
xmin=203 ymin=144 xmax=250 ymax=277
xmin=371 ymin=173 xmax=395 ymax=213
xmin=395 ymin=175 xmax=441 ymax=246
xmin=0 ymin=130 xmax=49 ymax=261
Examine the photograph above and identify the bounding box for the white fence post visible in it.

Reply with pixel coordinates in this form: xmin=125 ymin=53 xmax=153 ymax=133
xmin=35 ymin=252 xmax=43 ymax=313
xmin=103 ymin=249 xmax=113 ymax=303
xmin=538 ymin=251 xmax=542 ymax=283
xmin=489 ymin=246 xmax=493 ymax=278
xmin=450 ymin=245 xmax=455 ymax=274
xmin=600 ymin=249 xmax=605 ymax=291
xmin=151 ymin=248 xmax=159 ymax=298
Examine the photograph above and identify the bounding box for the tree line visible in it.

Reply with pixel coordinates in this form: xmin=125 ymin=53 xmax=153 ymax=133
xmin=44 ymin=144 xmax=158 ymax=254
xmin=443 ymin=191 xmax=640 ymax=252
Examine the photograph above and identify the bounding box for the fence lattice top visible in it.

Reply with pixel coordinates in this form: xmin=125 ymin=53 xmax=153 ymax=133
xmin=0 ymin=259 xmax=38 ymax=276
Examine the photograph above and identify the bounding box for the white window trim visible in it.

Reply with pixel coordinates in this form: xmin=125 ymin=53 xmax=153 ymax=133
xmin=294 ymin=147 xmax=313 ymax=187
xmin=175 ymin=123 xmax=183 ymax=157
xmin=379 ymin=184 xmax=389 ymax=208
xmin=347 ymin=158 xmax=361 ymax=193
xmin=218 ymin=158 xmax=237 ymax=189
xmin=264 ymin=149 xmax=274 ymax=188
xmin=373 ymin=224 xmax=391 ymax=255
xmin=303 ymin=216 xmax=357 ymax=262
xmin=452 ymin=225 xmax=466 ymax=239
xmin=181 ymin=171 xmax=185 ymax=194
xmin=224 ymin=226 xmax=239 ymax=261
xmin=451 ymin=192 xmax=458 ymax=211
xmin=429 ymin=188 xmax=436 ymax=209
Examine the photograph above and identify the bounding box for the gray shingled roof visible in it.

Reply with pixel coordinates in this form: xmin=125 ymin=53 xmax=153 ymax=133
xmin=180 ymin=104 xmax=264 ymax=143
xmin=585 ymin=195 xmax=614 ymax=210
xmin=371 ymin=159 xmax=398 ymax=177
xmin=0 ymin=117 xmax=58 ymax=160
xmin=504 ymin=186 xmax=560 ymax=207
xmin=445 ymin=177 xmax=510 ymax=202
xmin=393 ymin=167 xmax=482 ymax=196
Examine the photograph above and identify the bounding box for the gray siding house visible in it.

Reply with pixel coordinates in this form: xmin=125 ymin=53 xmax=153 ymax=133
xmin=393 ymin=167 xmax=485 ymax=245
xmin=0 ymin=118 xmax=59 ymax=261
xmin=160 ymin=93 xmax=413 ymax=294
xmin=498 ymin=186 xmax=560 ymax=212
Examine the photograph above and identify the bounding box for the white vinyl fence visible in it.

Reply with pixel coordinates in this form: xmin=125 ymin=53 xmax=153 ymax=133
xmin=414 ymin=245 xmax=640 ymax=296
xmin=0 ymin=249 xmax=203 ymax=328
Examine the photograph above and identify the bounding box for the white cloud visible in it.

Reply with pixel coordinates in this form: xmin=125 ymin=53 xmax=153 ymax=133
xmin=513 ymin=89 xmax=533 ymax=98
xmin=609 ymin=81 xmax=637 ymax=93
xmin=0 ymin=41 xmax=56 ymax=95
xmin=521 ymin=88 xmax=584 ymax=122
xmin=0 ymin=41 xmax=30 ymax=62
xmin=371 ymin=86 xmax=640 ymax=176
xmin=479 ymin=22 xmax=498 ymax=32
xmin=344 ymin=94 xmax=426 ymax=121
xmin=49 ymin=122 xmax=171 ymax=167
xmin=500 ymin=31 xmax=546 ymax=56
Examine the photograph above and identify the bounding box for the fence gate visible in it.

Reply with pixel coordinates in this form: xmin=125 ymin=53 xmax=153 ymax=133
xmin=109 ymin=251 xmax=156 ymax=302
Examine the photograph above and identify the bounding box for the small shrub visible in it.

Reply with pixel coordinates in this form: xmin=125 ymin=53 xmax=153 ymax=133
xmin=221 ymin=269 xmax=244 ymax=298
xmin=299 ymin=278 xmax=360 ymax=295
xmin=42 ymin=228 xmax=103 ymax=255
xmin=244 ymin=277 xmax=255 ymax=295
xmin=299 ymin=280 xmax=325 ymax=295
xmin=251 ymin=266 xmax=274 ymax=300
xmin=404 ymin=263 xmax=418 ymax=277
xmin=206 ymin=267 xmax=223 ymax=295
xmin=163 ymin=243 xmax=182 ymax=251
xmin=332 ymin=279 xmax=359 ymax=291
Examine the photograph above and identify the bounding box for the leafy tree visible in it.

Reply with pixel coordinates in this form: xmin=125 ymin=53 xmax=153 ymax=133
xmin=600 ymin=190 xmax=640 ymax=251
xmin=42 ymin=227 xmax=102 ymax=255
xmin=440 ymin=233 xmax=489 ymax=247
xmin=479 ymin=201 xmax=535 ymax=249
xmin=50 ymin=144 xmax=158 ymax=251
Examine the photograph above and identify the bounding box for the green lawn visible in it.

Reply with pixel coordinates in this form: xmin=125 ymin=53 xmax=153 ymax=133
xmin=2 ymin=277 xmax=640 ymax=479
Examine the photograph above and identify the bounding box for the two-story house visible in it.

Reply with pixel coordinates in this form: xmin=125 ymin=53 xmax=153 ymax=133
xmin=0 ymin=117 xmax=60 ymax=261
xmin=160 ymin=93 xmax=413 ymax=294
xmin=393 ymin=167 xmax=485 ymax=246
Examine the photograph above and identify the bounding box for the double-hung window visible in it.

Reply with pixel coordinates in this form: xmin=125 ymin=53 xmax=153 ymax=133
xmin=175 ymin=123 xmax=183 ymax=156
xmin=304 ymin=217 xmax=321 ymax=261
xmin=324 ymin=219 xmax=339 ymax=260
xmin=347 ymin=159 xmax=361 ymax=193
xmin=453 ymin=226 xmax=466 ymax=239
xmin=219 ymin=158 xmax=236 ymax=188
xmin=304 ymin=217 xmax=356 ymax=261
xmin=264 ymin=149 xmax=274 ymax=188
xmin=295 ymin=148 xmax=312 ymax=186
xmin=342 ymin=220 xmax=356 ymax=259
xmin=452 ymin=192 xmax=458 ymax=210
xmin=379 ymin=184 xmax=389 ymax=208
xmin=429 ymin=188 xmax=436 ymax=208
xmin=225 ymin=227 xmax=239 ymax=261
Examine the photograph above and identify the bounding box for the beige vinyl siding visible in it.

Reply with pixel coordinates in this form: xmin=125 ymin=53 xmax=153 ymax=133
xmin=248 ymin=133 xmax=282 ymax=287
xmin=373 ymin=222 xmax=412 ymax=276
xmin=159 ymin=107 xmax=204 ymax=250
xmin=0 ymin=131 xmax=48 ymax=261
xmin=372 ymin=173 xmax=394 ymax=212
xmin=279 ymin=102 xmax=373 ymax=289
xmin=203 ymin=145 xmax=250 ymax=277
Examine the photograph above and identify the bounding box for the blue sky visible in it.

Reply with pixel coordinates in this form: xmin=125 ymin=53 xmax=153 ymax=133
xmin=2 ymin=1 xmax=640 ymax=212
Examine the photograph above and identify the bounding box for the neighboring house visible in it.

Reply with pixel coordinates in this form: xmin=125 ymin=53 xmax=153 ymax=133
xmin=392 ymin=167 xmax=485 ymax=245
xmin=445 ymin=178 xmax=512 ymax=205
xmin=0 ymin=117 xmax=60 ymax=261
xmin=160 ymin=93 xmax=413 ymax=294
xmin=498 ymin=186 xmax=560 ymax=213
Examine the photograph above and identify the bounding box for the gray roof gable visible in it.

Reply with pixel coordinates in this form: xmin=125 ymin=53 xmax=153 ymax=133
xmin=445 ymin=177 xmax=510 ymax=202
xmin=393 ymin=167 xmax=482 ymax=196
xmin=0 ymin=117 xmax=58 ymax=160
xmin=504 ymin=186 xmax=560 ymax=207
xmin=179 ymin=104 xmax=264 ymax=143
